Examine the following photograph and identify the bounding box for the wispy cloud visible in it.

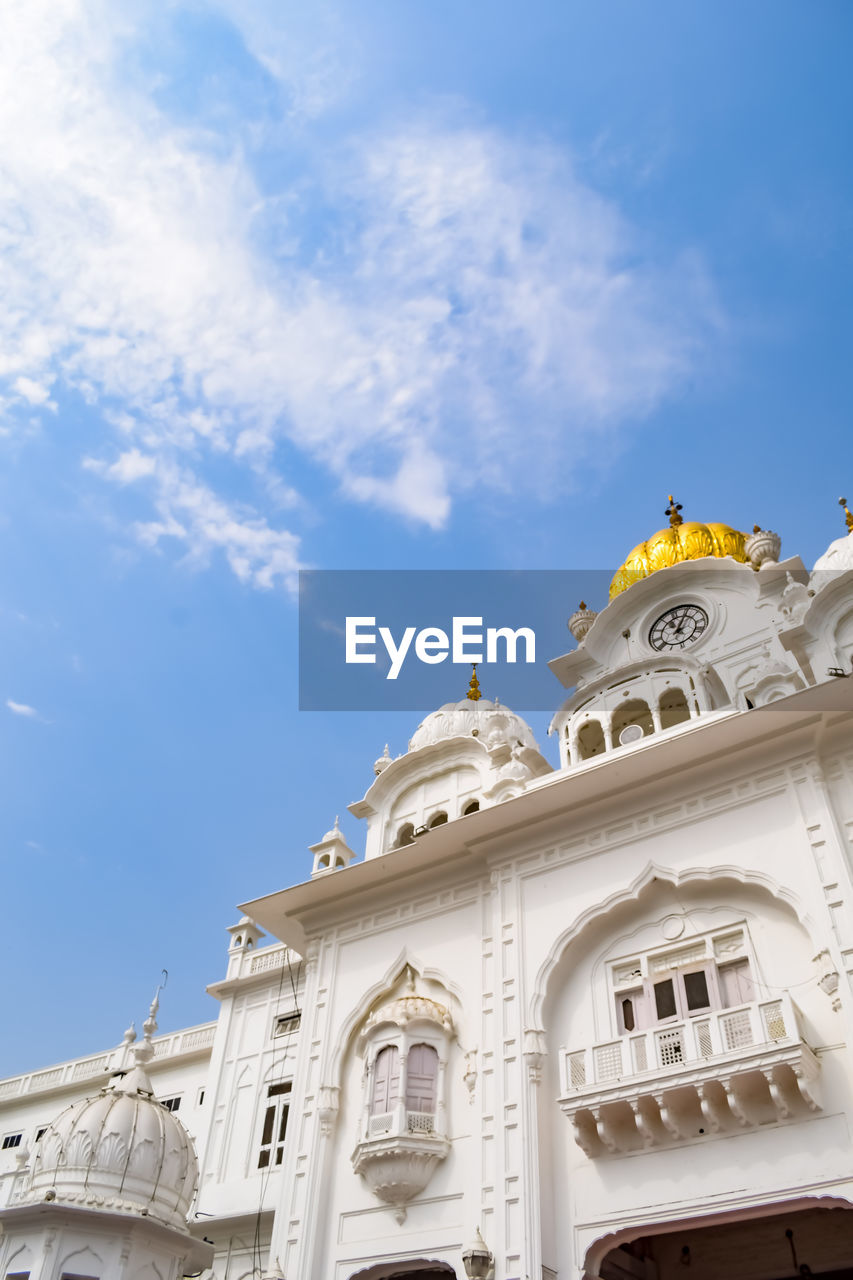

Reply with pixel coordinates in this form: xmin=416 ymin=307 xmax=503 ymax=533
xmin=7 ymin=699 xmax=39 ymax=718
xmin=0 ymin=0 xmax=722 ymax=586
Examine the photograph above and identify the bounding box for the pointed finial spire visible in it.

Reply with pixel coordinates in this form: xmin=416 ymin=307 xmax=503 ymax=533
xmin=665 ymin=495 xmax=683 ymax=527
xmin=467 ymin=664 xmax=481 ymax=702
xmin=122 ymin=1021 xmax=137 ymax=1046
xmin=136 ymin=970 xmax=167 ymax=1065
xmin=839 ymin=497 xmax=853 ymax=532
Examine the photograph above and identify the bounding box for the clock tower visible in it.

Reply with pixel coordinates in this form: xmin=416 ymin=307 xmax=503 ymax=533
xmin=548 ymin=498 xmax=803 ymax=766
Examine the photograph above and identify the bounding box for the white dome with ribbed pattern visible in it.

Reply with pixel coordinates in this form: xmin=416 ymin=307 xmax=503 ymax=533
xmin=408 ymin=698 xmax=539 ymax=755
xmin=21 ymin=1063 xmax=198 ymax=1228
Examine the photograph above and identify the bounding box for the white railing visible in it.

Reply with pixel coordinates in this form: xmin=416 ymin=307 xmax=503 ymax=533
xmin=0 ymin=1021 xmax=218 ymax=1105
xmin=249 ymin=947 xmax=293 ymax=975
xmin=407 ymin=1110 xmax=435 ymax=1133
xmin=562 ymin=993 xmax=801 ymax=1092
xmin=71 ymin=1055 xmax=110 ymax=1082
xmin=366 ymin=1109 xmax=437 ymax=1138
xmin=179 ymin=1025 xmax=217 ymax=1053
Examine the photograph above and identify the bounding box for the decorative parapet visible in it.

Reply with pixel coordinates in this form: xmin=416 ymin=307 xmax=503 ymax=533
xmin=0 ymin=1022 xmax=216 ymax=1107
xmin=559 ymin=992 xmax=820 ymax=1156
xmin=249 ymin=945 xmax=296 ymax=976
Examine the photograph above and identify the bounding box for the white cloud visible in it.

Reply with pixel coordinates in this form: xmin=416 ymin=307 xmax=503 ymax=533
xmin=13 ymin=375 xmax=54 ymax=407
xmin=0 ymin=0 xmax=721 ymax=586
xmin=84 ymin=448 xmax=157 ymax=485
xmin=7 ymin=699 xmax=38 ymax=718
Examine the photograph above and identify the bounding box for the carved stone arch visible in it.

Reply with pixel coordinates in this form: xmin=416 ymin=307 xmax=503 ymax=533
xmin=348 ymin=1260 xmax=457 ymax=1279
xmin=4 ymin=1242 xmax=34 ymax=1270
xmin=582 ymin=1192 xmax=853 ymax=1279
xmin=326 ymin=949 xmax=464 ymax=1091
xmin=129 ymin=1263 xmax=165 ymax=1280
xmin=56 ymin=1244 xmax=104 ymax=1276
xmin=528 ymin=860 xmax=818 ymax=1031
xmin=262 ymin=1055 xmax=294 ymax=1084
xmin=233 ymin=1060 xmax=254 ymax=1090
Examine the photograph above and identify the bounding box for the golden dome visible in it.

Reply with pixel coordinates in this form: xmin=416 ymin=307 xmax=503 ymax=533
xmin=609 ymin=497 xmax=749 ymax=599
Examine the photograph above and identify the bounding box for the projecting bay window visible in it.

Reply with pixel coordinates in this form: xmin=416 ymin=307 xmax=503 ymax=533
xmin=613 ymin=930 xmax=755 ymax=1038
xmin=257 ymin=1080 xmax=291 ymax=1169
xmin=368 ymin=1042 xmax=439 ymax=1135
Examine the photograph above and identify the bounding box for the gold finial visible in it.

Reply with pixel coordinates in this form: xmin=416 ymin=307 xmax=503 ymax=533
xmin=665 ymin=495 xmax=683 ymax=527
xmin=840 ymin=497 xmax=853 ymax=532
xmin=466 ymin=664 xmax=481 ymax=702
xmin=578 ymin=601 xmax=587 ymax=610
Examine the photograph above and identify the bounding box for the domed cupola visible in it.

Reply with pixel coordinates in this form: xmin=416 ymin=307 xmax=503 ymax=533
xmin=549 ymin=496 xmax=818 ymax=768
xmin=812 ymin=498 xmax=853 ymax=585
xmin=18 ymin=992 xmax=199 ymax=1229
xmin=349 ymin=669 xmax=552 ymax=858
xmin=408 ymin=695 xmax=540 ymax=756
xmin=609 ymin=495 xmax=753 ymax=599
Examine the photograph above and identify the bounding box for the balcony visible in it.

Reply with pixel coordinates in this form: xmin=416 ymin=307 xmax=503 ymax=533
xmin=559 ymin=993 xmax=821 ymax=1156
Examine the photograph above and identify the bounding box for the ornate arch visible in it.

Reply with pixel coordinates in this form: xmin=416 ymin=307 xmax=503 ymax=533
xmin=582 ymin=1192 xmax=853 ymax=1278
xmin=56 ymin=1243 xmax=104 ymax=1275
xmin=348 ymin=1260 xmax=457 ymax=1279
xmin=325 ymin=948 xmax=465 ymax=1091
xmin=528 ymin=860 xmax=818 ymax=1030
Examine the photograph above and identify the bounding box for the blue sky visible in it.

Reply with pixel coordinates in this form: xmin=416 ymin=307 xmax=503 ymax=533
xmin=1 ymin=0 xmax=852 ymax=1075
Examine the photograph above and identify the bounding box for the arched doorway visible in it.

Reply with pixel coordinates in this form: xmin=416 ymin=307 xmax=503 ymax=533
xmin=590 ymin=1202 xmax=853 ymax=1279
xmin=349 ymin=1262 xmax=457 ymax=1280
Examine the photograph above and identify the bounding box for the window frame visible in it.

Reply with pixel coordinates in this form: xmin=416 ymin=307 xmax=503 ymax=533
xmin=611 ymin=926 xmax=755 ymax=1036
xmin=256 ymin=1079 xmax=292 ymax=1171
xmin=361 ymin=1024 xmax=448 ymax=1141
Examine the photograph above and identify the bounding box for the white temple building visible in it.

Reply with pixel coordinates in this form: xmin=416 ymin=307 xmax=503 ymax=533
xmin=4 ymin=498 xmax=853 ymax=1280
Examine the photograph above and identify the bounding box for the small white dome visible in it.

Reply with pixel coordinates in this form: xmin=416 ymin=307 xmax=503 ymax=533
xmin=813 ymin=531 xmax=853 ymax=580
xmin=22 ymin=1064 xmax=198 ymax=1228
xmin=408 ymin=698 xmax=539 ymax=755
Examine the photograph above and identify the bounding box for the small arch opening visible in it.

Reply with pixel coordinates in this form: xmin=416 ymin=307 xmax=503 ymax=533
xmin=462 ymin=799 xmax=480 ymax=815
xmin=577 ymin=719 xmax=606 ymax=761
xmin=659 ymin=686 xmax=690 ymax=729
xmin=428 ymin=811 xmax=448 ymax=829
xmin=611 ymin=698 xmax=653 ymax=748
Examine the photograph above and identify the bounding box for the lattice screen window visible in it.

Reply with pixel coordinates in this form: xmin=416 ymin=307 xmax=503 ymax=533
xmin=611 ymin=925 xmax=755 ymax=1036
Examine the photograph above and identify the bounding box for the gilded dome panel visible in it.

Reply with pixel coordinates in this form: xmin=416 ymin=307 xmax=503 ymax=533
xmin=609 ymin=517 xmax=748 ymax=599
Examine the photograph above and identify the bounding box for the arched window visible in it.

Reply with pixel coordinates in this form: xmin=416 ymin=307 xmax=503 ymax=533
xmin=405 ymin=1044 xmax=439 ymax=1114
xmin=370 ymin=1046 xmax=400 ymax=1117
xmin=611 ymin=699 xmax=653 ymax=748
xmin=659 ymin=687 xmax=690 ymax=729
xmin=397 ymin=823 xmax=415 ymax=847
xmin=577 ymin=719 xmax=605 ymax=760
xmin=462 ymin=799 xmax=480 ymax=815
xmin=428 ymin=811 xmax=448 ymax=829
xmin=257 ymin=1080 xmax=292 ymax=1168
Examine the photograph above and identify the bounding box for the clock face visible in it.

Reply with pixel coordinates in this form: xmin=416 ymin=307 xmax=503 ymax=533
xmin=648 ymin=604 xmax=709 ymax=651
